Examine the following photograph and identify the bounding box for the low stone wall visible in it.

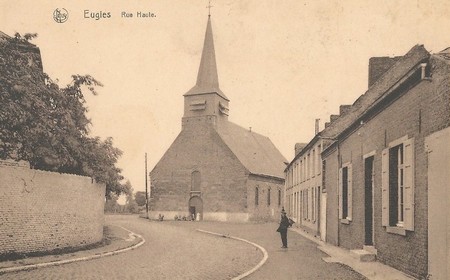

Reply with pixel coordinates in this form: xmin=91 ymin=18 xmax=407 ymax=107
xmin=0 ymin=162 xmax=105 ymax=257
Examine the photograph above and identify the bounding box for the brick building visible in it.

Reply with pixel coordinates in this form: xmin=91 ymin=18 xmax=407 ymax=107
xmin=320 ymin=45 xmax=450 ymax=279
xmin=150 ymin=16 xmax=286 ymax=222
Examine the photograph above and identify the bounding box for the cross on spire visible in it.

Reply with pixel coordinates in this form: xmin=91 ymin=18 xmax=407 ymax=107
xmin=207 ymin=0 xmax=213 ymax=17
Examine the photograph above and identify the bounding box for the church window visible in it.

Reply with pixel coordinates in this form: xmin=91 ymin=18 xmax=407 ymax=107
xmin=267 ymin=188 xmax=271 ymax=206
xmin=191 ymin=171 xmax=201 ymax=192
xmin=255 ymin=187 xmax=259 ymax=206
xmin=278 ymin=189 xmax=281 ymax=206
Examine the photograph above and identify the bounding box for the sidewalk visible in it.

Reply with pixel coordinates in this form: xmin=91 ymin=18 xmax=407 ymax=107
xmin=0 ymin=224 xmax=144 ymax=274
xmin=289 ymin=227 xmax=415 ymax=280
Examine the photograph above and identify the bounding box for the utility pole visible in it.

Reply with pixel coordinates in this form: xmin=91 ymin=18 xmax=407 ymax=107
xmin=145 ymin=153 xmax=149 ymax=219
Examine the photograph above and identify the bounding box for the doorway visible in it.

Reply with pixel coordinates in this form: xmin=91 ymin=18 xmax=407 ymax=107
xmin=188 ymin=196 xmax=203 ymax=221
xmin=364 ymin=156 xmax=374 ymax=246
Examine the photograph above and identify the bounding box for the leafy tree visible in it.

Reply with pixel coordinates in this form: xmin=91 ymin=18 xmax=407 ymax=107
xmin=0 ymin=32 xmax=127 ymax=197
xmin=134 ymin=191 xmax=147 ymax=207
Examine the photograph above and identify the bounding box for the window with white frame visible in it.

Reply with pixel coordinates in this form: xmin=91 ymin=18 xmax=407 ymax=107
xmin=312 ymin=149 xmax=316 ymax=176
xmin=317 ymin=145 xmax=322 ymax=176
xmin=311 ymin=187 xmax=315 ymax=221
xmin=382 ymin=136 xmax=415 ymax=231
xmin=300 ymin=160 xmax=303 ymax=182
xmin=339 ymin=163 xmax=353 ymax=221
xmin=278 ymin=189 xmax=281 ymax=206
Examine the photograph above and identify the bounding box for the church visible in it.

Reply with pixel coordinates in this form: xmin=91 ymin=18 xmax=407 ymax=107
xmin=150 ymin=16 xmax=286 ymax=222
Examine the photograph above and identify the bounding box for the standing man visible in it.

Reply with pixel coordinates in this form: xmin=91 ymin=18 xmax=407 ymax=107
xmin=278 ymin=207 xmax=291 ymax=248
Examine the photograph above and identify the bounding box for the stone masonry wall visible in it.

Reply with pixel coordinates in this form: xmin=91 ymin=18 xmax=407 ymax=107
xmin=246 ymin=175 xmax=284 ymax=222
xmin=150 ymin=117 xmax=249 ymax=221
xmin=0 ymin=163 xmax=105 ymax=257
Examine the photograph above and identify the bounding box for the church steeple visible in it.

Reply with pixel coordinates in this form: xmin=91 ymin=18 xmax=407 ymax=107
xmin=185 ymin=16 xmax=229 ymax=101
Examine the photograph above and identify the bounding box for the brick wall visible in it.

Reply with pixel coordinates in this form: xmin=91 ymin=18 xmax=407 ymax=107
xmin=0 ymin=163 xmax=105 ymax=257
xmin=246 ymin=175 xmax=284 ymax=222
xmin=150 ymin=118 xmax=249 ymax=221
xmin=324 ymin=56 xmax=450 ymax=278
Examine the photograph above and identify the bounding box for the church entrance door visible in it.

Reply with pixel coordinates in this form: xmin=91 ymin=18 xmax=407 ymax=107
xmin=188 ymin=196 xmax=203 ymax=221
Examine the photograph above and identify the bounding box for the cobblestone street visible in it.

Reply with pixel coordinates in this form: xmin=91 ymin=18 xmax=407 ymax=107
xmin=0 ymin=215 xmax=366 ymax=279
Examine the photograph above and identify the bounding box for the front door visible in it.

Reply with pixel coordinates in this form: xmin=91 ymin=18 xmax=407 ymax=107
xmin=364 ymin=156 xmax=374 ymax=246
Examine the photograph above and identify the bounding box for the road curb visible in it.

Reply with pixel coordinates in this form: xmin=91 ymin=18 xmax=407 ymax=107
xmin=196 ymin=229 xmax=268 ymax=280
xmin=0 ymin=226 xmax=145 ymax=275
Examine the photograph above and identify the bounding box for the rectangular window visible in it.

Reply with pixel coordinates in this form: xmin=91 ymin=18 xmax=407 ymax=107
xmin=307 ymin=154 xmax=311 ymax=179
xmin=255 ymin=187 xmax=259 ymax=206
xmin=299 ymin=161 xmax=303 ymax=183
xmin=317 ymin=145 xmax=322 ymax=175
xmin=278 ymin=189 xmax=281 ymax=206
xmin=311 ymin=187 xmax=315 ymax=221
xmin=312 ymin=149 xmax=316 ymax=176
xmin=304 ymin=156 xmax=307 ymax=181
xmin=342 ymin=167 xmax=348 ymax=219
xmin=382 ymin=137 xmax=414 ymax=231
xmin=339 ymin=163 xmax=353 ymax=221
xmin=268 ymin=188 xmax=271 ymax=206
xmin=306 ymin=189 xmax=309 ymax=220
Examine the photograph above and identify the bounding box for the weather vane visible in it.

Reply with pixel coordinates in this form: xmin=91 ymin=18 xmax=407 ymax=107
xmin=207 ymin=0 xmax=213 ymax=17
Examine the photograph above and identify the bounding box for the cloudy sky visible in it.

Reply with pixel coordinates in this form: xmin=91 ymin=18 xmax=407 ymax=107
xmin=2 ymin=0 xmax=450 ymax=193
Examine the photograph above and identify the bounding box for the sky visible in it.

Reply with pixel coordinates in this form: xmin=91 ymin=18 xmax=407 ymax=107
xmin=2 ymin=0 xmax=450 ymax=193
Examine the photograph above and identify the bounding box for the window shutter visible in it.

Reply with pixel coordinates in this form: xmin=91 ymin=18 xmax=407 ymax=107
xmin=347 ymin=164 xmax=353 ymax=221
xmin=338 ymin=167 xmax=343 ymax=220
xmin=381 ymin=148 xmax=389 ymax=226
xmin=403 ymin=138 xmax=415 ymax=231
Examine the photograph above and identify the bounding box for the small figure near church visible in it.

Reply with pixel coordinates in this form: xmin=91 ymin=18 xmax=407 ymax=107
xmin=277 ymin=207 xmax=291 ymax=248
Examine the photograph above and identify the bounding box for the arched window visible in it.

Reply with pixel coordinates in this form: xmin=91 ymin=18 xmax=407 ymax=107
xmin=278 ymin=189 xmax=281 ymax=206
xmin=267 ymin=188 xmax=271 ymax=206
xmin=255 ymin=187 xmax=259 ymax=206
xmin=191 ymin=171 xmax=201 ymax=192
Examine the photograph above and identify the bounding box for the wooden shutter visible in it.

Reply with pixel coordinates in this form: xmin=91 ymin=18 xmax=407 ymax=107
xmin=381 ymin=148 xmax=389 ymax=226
xmin=338 ymin=167 xmax=343 ymax=220
xmin=403 ymin=138 xmax=415 ymax=231
xmin=347 ymin=164 xmax=353 ymax=221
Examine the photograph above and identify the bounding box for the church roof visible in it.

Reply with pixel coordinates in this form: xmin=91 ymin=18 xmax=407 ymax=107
xmin=185 ymin=16 xmax=229 ymax=101
xmin=217 ymin=122 xmax=287 ymax=179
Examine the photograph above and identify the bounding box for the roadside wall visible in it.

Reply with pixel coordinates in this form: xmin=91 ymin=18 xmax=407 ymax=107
xmin=0 ymin=162 xmax=105 ymax=256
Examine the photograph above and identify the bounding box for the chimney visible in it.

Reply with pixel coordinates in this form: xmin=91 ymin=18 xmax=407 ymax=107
xmin=315 ymin=119 xmax=320 ymax=135
xmin=368 ymin=56 xmax=401 ymax=88
xmin=330 ymin=114 xmax=339 ymax=122
xmin=294 ymin=143 xmax=307 ymax=156
xmin=339 ymin=105 xmax=351 ymax=116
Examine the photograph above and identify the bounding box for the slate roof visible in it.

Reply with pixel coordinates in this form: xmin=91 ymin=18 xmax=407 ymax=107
xmin=321 ymin=45 xmax=430 ymax=139
xmin=217 ymin=121 xmax=287 ymax=179
xmin=185 ymin=16 xmax=229 ymax=101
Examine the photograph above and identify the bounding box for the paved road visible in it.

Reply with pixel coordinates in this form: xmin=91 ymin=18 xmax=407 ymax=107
xmin=175 ymin=221 xmax=366 ymax=280
xmin=0 ymin=215 xmax=366 ymax=279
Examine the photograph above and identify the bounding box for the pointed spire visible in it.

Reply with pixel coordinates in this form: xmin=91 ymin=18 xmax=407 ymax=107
xmin=185 ymin=16 xmax=228 ymax=101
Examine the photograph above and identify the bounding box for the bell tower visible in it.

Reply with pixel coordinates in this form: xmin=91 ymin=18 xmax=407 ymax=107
xmin=182 ymin=16 xmax=229 ymax=130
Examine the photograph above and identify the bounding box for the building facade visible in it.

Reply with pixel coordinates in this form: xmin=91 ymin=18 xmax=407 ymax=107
xmin=285 ymin=137 xmax=331 ymax=240
xmin=321 ymin=45 xmax=450 ymax=279
xmin=150 ymin=16 xmax=286 ymax=222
